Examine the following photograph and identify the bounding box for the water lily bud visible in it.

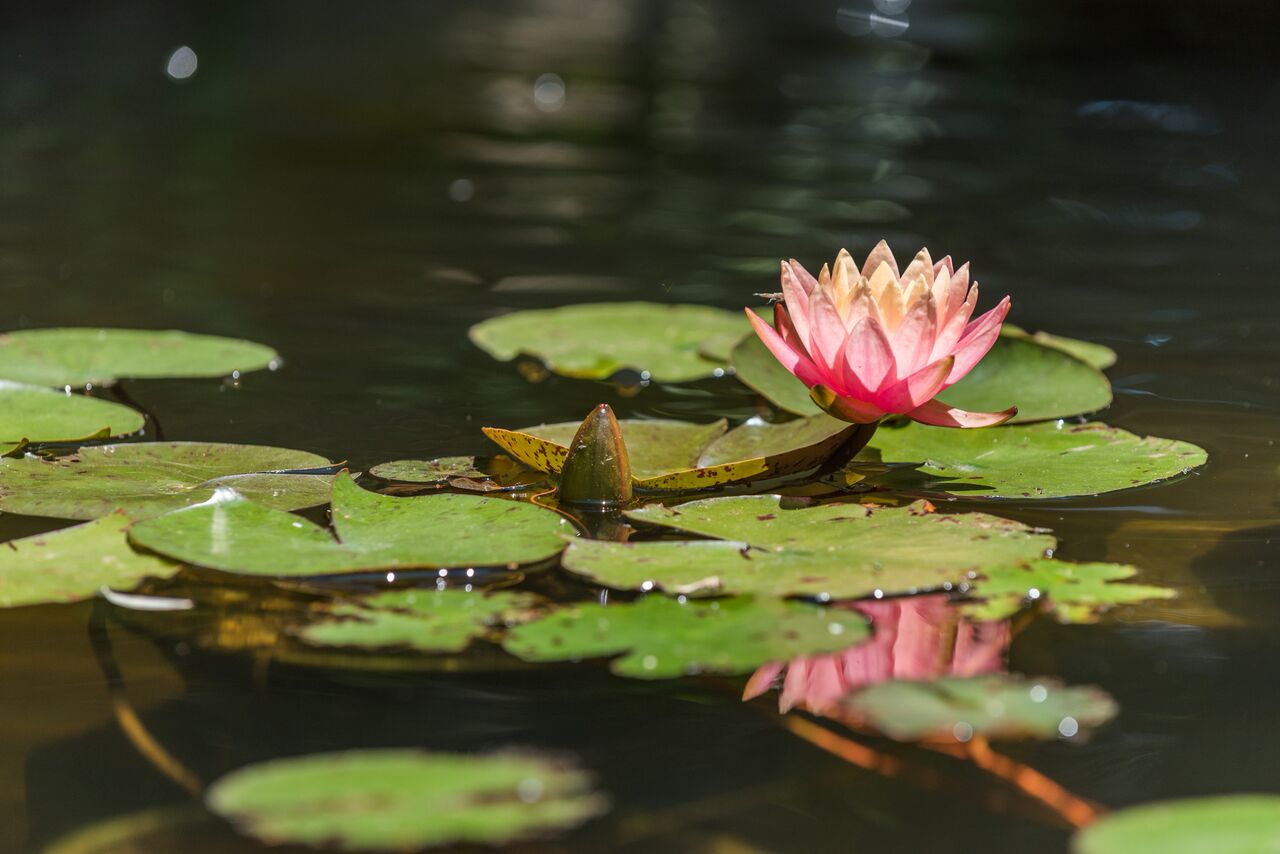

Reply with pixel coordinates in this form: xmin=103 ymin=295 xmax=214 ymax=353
xmin=556 ymin=404 xmax=633 ymax=508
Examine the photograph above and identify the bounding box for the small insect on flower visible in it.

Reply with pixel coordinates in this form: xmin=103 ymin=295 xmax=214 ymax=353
xmin=745 ymin=241 xmax=1016 ymax=428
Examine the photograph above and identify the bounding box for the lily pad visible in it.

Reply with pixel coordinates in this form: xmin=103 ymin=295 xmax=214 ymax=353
xmin=840 ymin=675 xmax=1118 ymax=742
xmin=964 ymin=559 xmax=1175 ymax=623
xmin=299 ymin=589 xmax=544 ymax=652
xmin=368 ymin=456 xmax=487 ymax=483
xmin=0 ymin=513 xmax=179 ymax=608
xmin=468 ymin=302 xmax=743 ymax=382
xmin=1002 ymin=323 xmax=1117 ymax=370
xmin=484 ymin=415 xmax=856 ymax=493
xmin=864 ymin=421 xmax=1208 ymax=499
xmin=1072 ymin=795 xmax=1280 ymax=854
xmin=0 ymin=381 xmax=144 ymax=455
xmin=0 ymin=442 xmax=336 ymax=520
xmin=129 ymin=473 xmax=570 ymax=577
xmin=206 ymin=749 xmax=608 ymax=850
xmin=503 ymin=595 xmax=870 ymax=679
xmin=731 ymin=332 xmax=1112 ymax=423
xmin=562 ymin=496 xmax=1052 ymax=600
xmin=0 ymin=328 xmax=279 ymax=386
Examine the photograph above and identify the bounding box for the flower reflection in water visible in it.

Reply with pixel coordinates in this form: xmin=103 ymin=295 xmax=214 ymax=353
xmin=744 ymin=594 xmax=1010 ymax=714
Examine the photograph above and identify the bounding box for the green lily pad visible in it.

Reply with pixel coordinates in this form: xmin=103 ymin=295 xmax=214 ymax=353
xmin=299 ymin=589 xmax=544 ymax=652
xmin=0 ymin=328 xmax=279 ymax=386
xmin=840 ymin=675 xmax=1118 ymax=742
xmin=368 ymin=456 xmax=487 ymax=483
xmin=129 ymin=473 xmax=571 ymax=577
xmin=1072 ymin=795 xmax=1280 ymax=854
xmin=0 ymin=381 xmax=144 ymax=454
xmin=503 ymin=595 xmax=870 ymax=679
xmin=864 ymin=421 xmax=1208 ymax=499
xmin=562 ymin=496 xmax=1052 ymax=600
xmin=484 ymin=415 xmax=856 ymax=493
xmin=964 ymin=559 xmax=1175 ymax=623
xmin=0 ymin=442 xmax=335 ymax=520
xmin=0 ymin=512 xmax=179 ymax=608
xmin=1002 ymin=323 xmax=1117 ymax=370
xmin=468 ymin=302 xmax=743 ymax=382
xmin=206 ymin=749 xmax=608 ymax=850
xmin=731 ymin=332 xmax=1112 ymax=423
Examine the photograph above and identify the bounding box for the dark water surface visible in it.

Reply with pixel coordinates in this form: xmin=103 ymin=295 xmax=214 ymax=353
xmin=2 ymin=2 xmax=1279 ymax=851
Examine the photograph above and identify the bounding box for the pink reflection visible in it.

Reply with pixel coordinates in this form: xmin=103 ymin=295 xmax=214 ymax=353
xmin=744 ymin=594 xmax=1010 ymax=714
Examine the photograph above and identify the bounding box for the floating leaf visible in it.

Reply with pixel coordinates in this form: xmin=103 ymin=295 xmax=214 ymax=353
xmin=563 ymin=496 xmax=1052 ymax=600
xmin=964 ymin=559 xmax=1175 ymax=623
xmin=369 ymin=455 xmax=546 ymax=493
xmin=0 ymin=442 xmax=335 ymax=520
xmin=468 ymin=302 xmax=743 ymax=382
xmin=1072 ymin=795 xmax=1280 ymax=854
xmin=503 ymin=595 xmax=870 ymax=679
xmin=484 ymin=415 xmax=856 ymax=493
xmin=0 ymin=328 xmax=279 ymax=386
xmin=206 ymin=749 xmax=608 ymax=850
xmin=1002 ymin=323 xmax=1117 ymax=370
xmin=0 ymin=382 xmax=144 ymax=457
xmin=865 ymin=421 xmax=1208 ymax=499
xmin=129 ymin=473 xmax=570 ymax=577
xmin=731 ymin=332 xmax=1112 ymax=423
xmin=43 ymin=806 xmax=239 ymax=854
xmin=299 ymin=589 xmax=544 ymax=652
xmin=840 ymin=675 xmax=1117 ymax=742
xmin=0 ymin=513 xmax=179 ymax=607
xmin=369 ymin=456 xmax=486 ymax=483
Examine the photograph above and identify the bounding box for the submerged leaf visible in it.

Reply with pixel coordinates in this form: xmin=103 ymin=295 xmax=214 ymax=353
xmin=563 ymin=496 xmax=1052 ymax=600
xmin=964 ymin=559 xmax=1175 ymax=623
xmin=0 ymin=442 xmax=335 ymax=520
xmin=0 ymin=513 xmax=179 ymax=608
xmin=0 ymin=381 xmax=144 ymax=449
xmin=129 ymin=473 xmax=570 ymax=577
xmin=503 ymin=595 xmax=870 ymax=679
xmin=864 ymin=421 xmax=1208 ymax=499
xmin=0 ymin=328 xmax=279 ymax=386
xmin=299 ymin=589 xmax=544 ymax=652
xmin=1072 ymin=795 xmax=1280 ymax=854
xmin=206 ymin=749 xmax=608 ymax=850
xmin=840 ymin=674 xmax=1117 ymax=742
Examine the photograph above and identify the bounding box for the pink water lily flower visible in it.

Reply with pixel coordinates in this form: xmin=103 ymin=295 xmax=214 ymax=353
xmin=746 ymin=240 xmax=1016 ymax=427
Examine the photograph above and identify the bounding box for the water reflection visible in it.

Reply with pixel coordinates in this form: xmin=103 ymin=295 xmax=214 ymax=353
xmin=744 ymin=593 xmax=1009 ymax=714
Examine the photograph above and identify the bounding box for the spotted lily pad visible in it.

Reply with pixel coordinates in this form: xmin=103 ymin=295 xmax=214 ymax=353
xmin=731 ymin=332 xmax=1112 ymax=423
xmin=0 ymin=442 xmax=336 ymax=520
xmin=484 ymin=415 xmax=856 ymax=493
xmin=864 ymin=421 xmax=1208 ymax=499
xmin=368 ymin=456 xmax=487 ymax=483
xmin=964 ymin=559 xmax=1175 ymax=623
xmin=299 ymin=589 xmax=544 ymax=652
xmin=0 ymin=328 xmax=279 ymax=386
xmin=206 ymin=749 xmax=608 ymax=850
xmin=129 ymin=473 xmax=570 ymax=577
xmin=840 ymin=674 xmax=1118 ymax=742
xmin=503 ymin=595 xmax=869 ymax=679
xmin=468 ymin=302 xmax=743 ymax=382
xmin=563 ymin=496 xmax=1052 ymax=600
xmin=0 ymin=380 xmax=144 ymax=455
xmin=1072 ymin=795 xmax=1280 ymax=854
xmin=0 ymin=512 xmax=179 ymax=608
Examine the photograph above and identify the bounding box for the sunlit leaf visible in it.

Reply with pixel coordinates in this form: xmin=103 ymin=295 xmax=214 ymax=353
xmin=864 ymin=421 xmax=1208 ymax=499
xmin=503 ymin=595 xmax=870 ymax=679
xmin=563 ymin=496 xmax=1052 ymax=599
xmin=1002 ymin=323 xmax=1117 ymax=370
xmin=963 ymin=559 xmax=1175 ymax=623
xmin=1072 ymin=795 xmax=1280 ymax=854
xmin=840 ymin=674 xmax=1117 ymax=742
xmin=468 ymin=301 xmax=743 ymax=382
xmin=0 ymin=381 xmax=144 ymax=453
xmin=0 ymin=512 xmax=179 ymax=608
xmin=206 ymin=749 xmax=608 ymax=850
xmin=0 ymin=442 xmax=335 ymax=520
xmin=129 ymin=473 xmax=570 ymax=577
xmin=369 ymin=455 xmax=486 ymax=483
xmin=0 ymin=328 xmax=279 ymax=386
xmin=731 ymin=331 xmax=1112 ymax=423
xmin=299 ymin=589 xmax=544 ymax=652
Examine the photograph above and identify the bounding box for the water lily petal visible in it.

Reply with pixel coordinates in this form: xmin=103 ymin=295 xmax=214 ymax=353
xmin=841 ymin=316 xmax=895 ymax=393
xmin=900 ymin=247 xmax=934 ymax=288
xmin=806 ymin=285 xmax=849 ymax=373
xmin=876 ymin=355 xmax=955 ymax=413
xmin=809 ymin=385 xmax=884 ymax=424
xmin=892 ymin=289 xmax=937 ymax=375
xmin=905 ymin=399 xmax=1017 ymax=428
xmin=745 ymin=308 xmax=825 ymax=389
xmin=933 ymin=254 xmax=954 ymax=277
xmin=861 ymin=239 xmax=900 ymax=280
xmin=780 ymin=261 xmax=813 ymax=345
xmin=743 ymin=661 xmax=783 ymax=701
xmin=947 ymin=296 xmax=1011 ymax=384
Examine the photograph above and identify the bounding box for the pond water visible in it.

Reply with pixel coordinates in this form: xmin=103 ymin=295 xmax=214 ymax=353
xmin=2 ymin=2 xmax=1279 ymax=851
